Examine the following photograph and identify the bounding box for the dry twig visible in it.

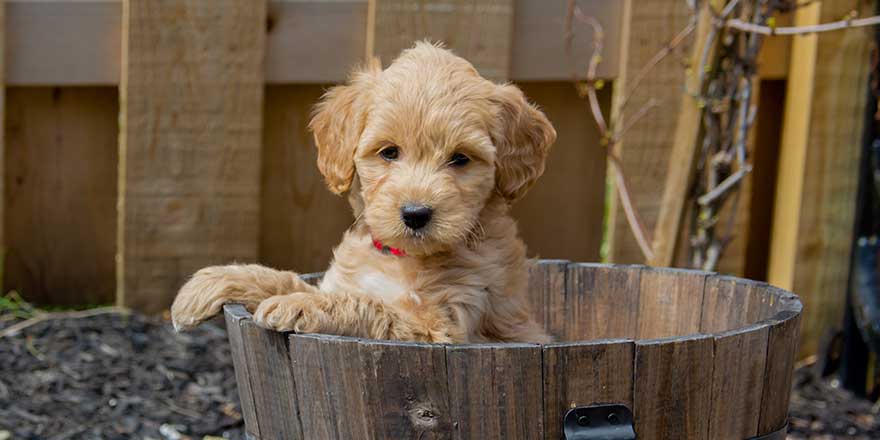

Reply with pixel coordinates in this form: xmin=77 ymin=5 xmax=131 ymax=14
xmin=566 ymin=0 xmax=661 ymax=261
xmin=0 ymin=307 xmax=129 ymax=338
xmin=726 ymin=12 xmax=880 ymax=35
xmin=565 ymin=0 xmax=702 ymax=261
xmin=566 ymin=0 xmax=880 ymax=268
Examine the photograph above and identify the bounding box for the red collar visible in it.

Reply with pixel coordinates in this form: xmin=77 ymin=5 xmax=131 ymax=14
xmin=373 ymin=239 xmax=406 ymax=256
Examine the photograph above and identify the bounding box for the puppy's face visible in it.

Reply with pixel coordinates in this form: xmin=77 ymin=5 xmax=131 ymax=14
xmin=310 ymin=43 xmax=556 ymax=256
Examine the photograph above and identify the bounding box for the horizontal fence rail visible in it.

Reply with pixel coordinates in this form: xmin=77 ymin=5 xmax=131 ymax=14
xmin=5 ymin=0 xmax=623 ymax=85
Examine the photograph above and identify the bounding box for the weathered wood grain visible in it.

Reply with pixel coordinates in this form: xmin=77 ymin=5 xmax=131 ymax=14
xmin=359 ymin=340 xmax=453 ymax=439
xmin=240 ymin=320 xmax=303 ymax=440
xmin=5 ymin=87 xmax=117 ymax=305
xmin=746 ymin=283 xmax=780 ymax=323
xmin=608 ymin=0 xmax=692 ymax=265
xmin=260 ymin=85 xmax=353 ymax=274
xmin=8 ymin=0 xmax=623 ymax=85
xmin=287 ymin=334 xmax=336 ymax=440
xmin=7 ymin=0 xmax=622 ymax=85
xmin=543 ymin=340 xmax=634 ymax=439
xmin=289 ymin=334 xmax=369 ymax=440
xmin=527 ymin=259 xmax=568 ymax=339
xmin=565 ymin=263 xmax=641 ymax=340
xmin=758 ymin=311 xmax=801 ymax=434
xmin=446 ymin=344 xmax=543 ymax=440
xmin=700 ymin=275 xmax=758 ymax=333
xmin=768 ymin=0 xmax=873 ymax=357
xmin=767 ymin=3 xmax=819 ymax=294
xmin=512 ymin=83 xmax=609 ymax=264
xmin=223 ymin=305 xmax=260 ymax=438
xmin=634 ymin=334 xmax=714 ymax=440
xmin=637 ymin=268 xmax=709 ymax=339
xmin=709 ymin=324 xmax=770 ymax=439
xmin=367 ymin=0 xmax=514 ymax=81
xmin=650 ymin=0 xmax=727 ymax=267
xmin=508 ymin=0 xmax=622 ymax=81
xmin=118 ymin=0 xmax=265 ymax=312
xmin=217 ymin=265 xmax=803 ymax=440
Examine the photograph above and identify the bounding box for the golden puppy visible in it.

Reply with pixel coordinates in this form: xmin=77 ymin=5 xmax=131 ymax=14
xmin=171 ymin=42 xmax=556 ymax=343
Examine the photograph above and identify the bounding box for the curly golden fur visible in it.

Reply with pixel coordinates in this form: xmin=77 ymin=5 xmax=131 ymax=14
xmin=171 ymin=42 xmax=556 ymax=343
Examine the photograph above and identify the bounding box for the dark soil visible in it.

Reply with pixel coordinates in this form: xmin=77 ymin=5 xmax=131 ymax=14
xmin=0 ymin=312 xmax=244 ymax=439
xmin=0 ymin=310 xmax=877 ymax=439
xmin=788 ymin=367 xmax=879 ymax=440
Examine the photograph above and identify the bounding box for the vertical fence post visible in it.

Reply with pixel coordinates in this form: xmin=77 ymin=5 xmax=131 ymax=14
xmin=768 ymin=1 xmax=874 ymax=357
xmin=118 ymin=0 xmax=267 ymax=312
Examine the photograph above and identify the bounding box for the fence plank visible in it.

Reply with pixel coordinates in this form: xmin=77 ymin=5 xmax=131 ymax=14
xmin=260 ymin=85 xmax=353 ymax=274
xmin=708 ymin=325 xmax=770 ymax=440
xmin=637 ymin=268 xmax=708 ymax=339
xmin=223 ymin=305 xmax=260 ymax=438
xmin=634 ymin=335 xmax=713 ymax=440
xmin=5 ymin=87 xmax=116 ymax=305
xmin=366 ymin=0 xmax=514 ymax=81
xmin=650 ymin=0 xmax=726 ymax=267
xmin=608 ymin=0 xmax=692 ymax=265
xmin=446 ymin=344 xmax=543 ymax=440
xmin=241 ymin=320 xmax=304 ymax=439
xmin=543 ymin=340 xmax=634 ymax=440
xmin=118 ymin=0 xmax=266 ymax=312
xmin=565 ymin=264 xmax=641 ymax=340
xmin=512 ymin=83 xmax=608 ymax=264
xmin=7 ymin=0 xmax=622 ymax=85
xmin=768 ymin=0 xmax=873 ymax=357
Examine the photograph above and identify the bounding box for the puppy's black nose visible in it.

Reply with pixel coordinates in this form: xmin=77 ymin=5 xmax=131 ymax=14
xmin=401 ymin=204 xmax=433 ymax=230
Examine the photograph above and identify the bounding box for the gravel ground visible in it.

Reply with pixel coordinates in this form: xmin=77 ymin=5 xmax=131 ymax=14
xmin=0 ymin=309 xmax=877 ymax=439
xmin=788 ymin=367 xmax=879 ymax=439
xmin=0 ymin=311 xmax=244 ymax=440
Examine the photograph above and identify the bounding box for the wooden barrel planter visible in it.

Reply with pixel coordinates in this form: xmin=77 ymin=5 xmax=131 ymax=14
xmin=222 ymin=261 xmax=802 ymax=440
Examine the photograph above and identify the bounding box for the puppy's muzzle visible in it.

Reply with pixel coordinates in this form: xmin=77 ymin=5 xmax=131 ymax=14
xmin=400 ymin=203 xmax=433 ymax=230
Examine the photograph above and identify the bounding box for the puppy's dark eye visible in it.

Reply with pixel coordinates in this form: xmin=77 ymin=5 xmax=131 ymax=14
xmin=379 ymin=146 xmax=400 ymax=162
xmin=449 ymin=152 xmax=470 ymax=167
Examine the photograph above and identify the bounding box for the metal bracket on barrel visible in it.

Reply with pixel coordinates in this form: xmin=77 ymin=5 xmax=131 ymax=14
xmin=562 ymin=405 xmax=788 ymax=440
xmin=562 ymin=404 xmax=636 ymax=440
xmin=746 ymin=424 xmax=788 ymax=440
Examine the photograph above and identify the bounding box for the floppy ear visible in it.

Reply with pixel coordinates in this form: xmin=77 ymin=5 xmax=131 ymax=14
xmin=490 ymin=84 xmax=557 ymax=202
xmin=309 ymin=63 xmax=378 ymax=195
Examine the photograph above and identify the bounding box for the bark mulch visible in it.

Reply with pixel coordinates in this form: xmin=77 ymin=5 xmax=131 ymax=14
xmin=0 ymin=309 xmax=878 ymax=439
xmin=0 ymin=311 xmax=243 ymax=440
xmin=788 ymin=367 xmax=879 ymax=440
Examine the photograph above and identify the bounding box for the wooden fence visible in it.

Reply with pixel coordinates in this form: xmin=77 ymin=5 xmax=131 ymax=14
xmin=2 ymin=0 xmax=622 ymax=311
xmin=0 ymin=0 xmax=873 ymax=357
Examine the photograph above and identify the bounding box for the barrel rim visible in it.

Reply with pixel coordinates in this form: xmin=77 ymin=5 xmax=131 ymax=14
xmin=224 ymin=260 xmax=802 ymax=347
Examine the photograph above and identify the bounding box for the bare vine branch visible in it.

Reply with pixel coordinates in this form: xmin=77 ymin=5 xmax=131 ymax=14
xmin=565 ymin=0 xmax=669 ymax=261
xmin=726 ymin=11 xmax=880 ymax=35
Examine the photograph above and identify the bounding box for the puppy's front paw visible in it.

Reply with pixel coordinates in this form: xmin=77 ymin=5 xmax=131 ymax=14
xmin=171 ymin=266 xmax=234 ymax=332
xmin=253 ymin=293 xmax=330 ymax=333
